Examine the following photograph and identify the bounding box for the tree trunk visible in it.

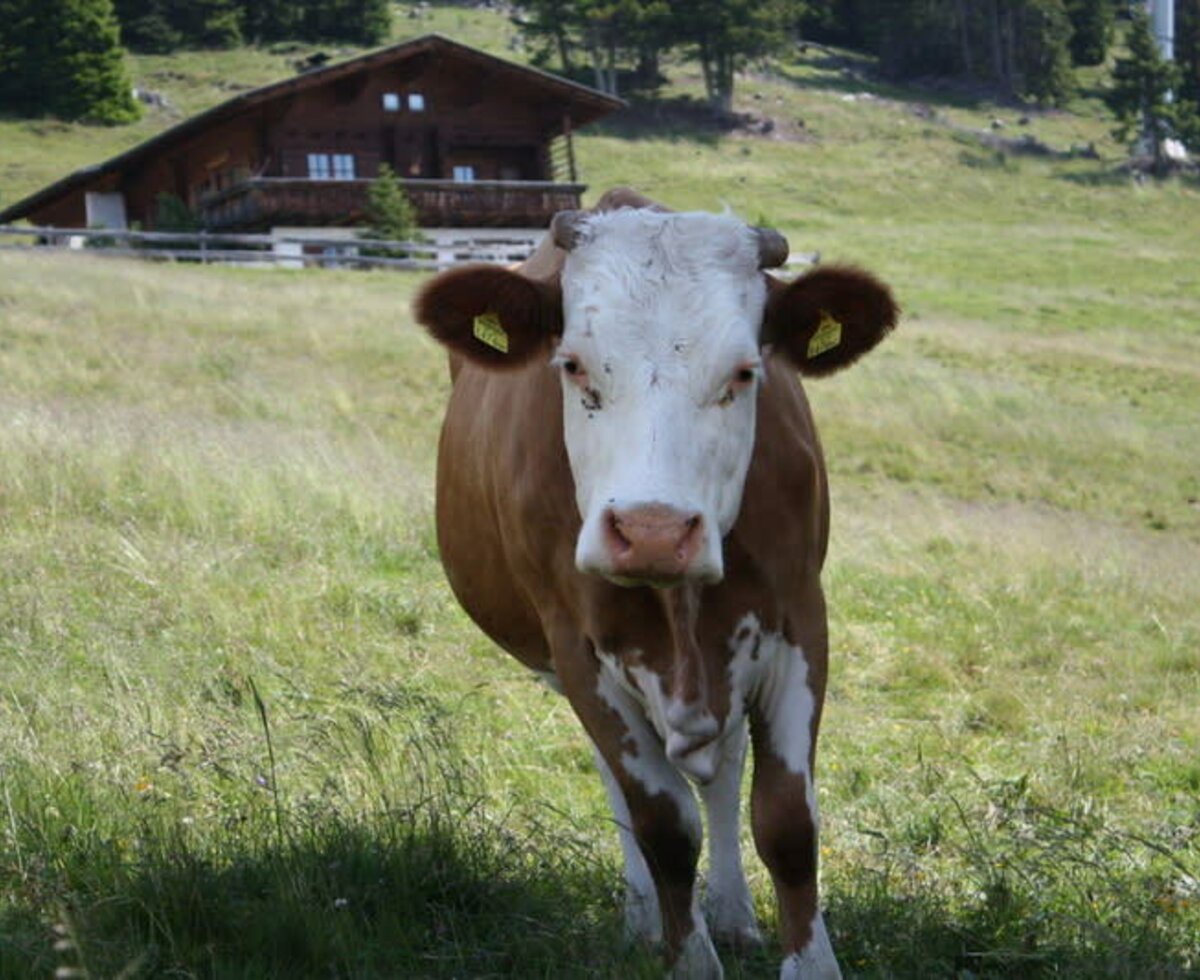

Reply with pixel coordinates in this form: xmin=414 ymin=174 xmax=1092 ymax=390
xmin=956 ymin=0 xmax=975 ymax=76
xmin=606 ymin=35 xmax=619 ymax=97
xmin=556 ymin=26 xmax=572 ymax=74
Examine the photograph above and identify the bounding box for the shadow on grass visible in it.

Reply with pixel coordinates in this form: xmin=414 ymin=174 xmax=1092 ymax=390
xmin=767 ymin=50 xmax=1000 ymax=114
xmin=4 ymin=789 xmax=1196 ymax=979
xmin=0 ymin=802 xmax=662 ymax=979
xmin=593 ymin=95 xmax=741 ymax=145
xmin=2 ymin=689 xmax=1196 ymax=979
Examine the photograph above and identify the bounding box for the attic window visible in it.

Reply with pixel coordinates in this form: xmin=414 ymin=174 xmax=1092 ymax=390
xmin=382 ymin=92 xmax=400 ymax=111
xmin=408 ymin=93 xmax=426 ymax=112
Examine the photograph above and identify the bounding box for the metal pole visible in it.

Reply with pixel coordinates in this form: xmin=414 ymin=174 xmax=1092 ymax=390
xmin=1149 ymin=0 xmax=1174 ymax=63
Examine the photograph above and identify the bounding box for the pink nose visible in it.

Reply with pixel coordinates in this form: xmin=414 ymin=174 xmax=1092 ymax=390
xmin=602 ymin=504 xmax=704 ymax=582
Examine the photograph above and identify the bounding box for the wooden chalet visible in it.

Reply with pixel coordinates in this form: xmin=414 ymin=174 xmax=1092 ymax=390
xmin=0 ymin=35 xmax=623 ymax=232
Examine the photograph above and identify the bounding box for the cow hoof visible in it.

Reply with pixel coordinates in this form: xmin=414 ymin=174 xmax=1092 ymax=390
xmin=669 ymin=928 xmax=724 ymax=980
xmin=779 ymin=913 xmax=841 ymax=980
xmin=703 ymin=892 xmax=761 ymax=948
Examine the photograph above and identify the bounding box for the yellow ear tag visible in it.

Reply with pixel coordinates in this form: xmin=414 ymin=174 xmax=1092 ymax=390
xmin=473 ymin=312 xmax=509 ymax=354
xmin=807 ymin=311 xmax=843 ymax=359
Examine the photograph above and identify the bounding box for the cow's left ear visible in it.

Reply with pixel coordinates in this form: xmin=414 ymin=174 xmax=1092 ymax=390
xmin=762 ymin=266 xmax=898 ymax=377
xmin=413 ymin=264 xmax=562 ymax=369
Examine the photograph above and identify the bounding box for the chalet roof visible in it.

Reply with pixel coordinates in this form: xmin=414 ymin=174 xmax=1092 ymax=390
xmin=0 ymin=33 xmax=624 ymax=223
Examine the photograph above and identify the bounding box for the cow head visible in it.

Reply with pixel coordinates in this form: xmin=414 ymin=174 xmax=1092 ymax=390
xmin=414 ymin=206 xmax=897 ymax=588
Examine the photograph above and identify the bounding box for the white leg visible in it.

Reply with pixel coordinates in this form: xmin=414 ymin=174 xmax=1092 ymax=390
xmin=590 ymin=657 xmax=723 ymax=978
xmin=779 ymin=912 xmax=840 ymax=980
xmin=593 ymin=746 xmax=662 ymax=943
xmin=698 ymin=720 xmax=762 ymax=946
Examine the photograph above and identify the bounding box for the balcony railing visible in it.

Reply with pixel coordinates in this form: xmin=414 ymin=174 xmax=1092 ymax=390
xmin=196 ymin=178 xmax=588 ymax=230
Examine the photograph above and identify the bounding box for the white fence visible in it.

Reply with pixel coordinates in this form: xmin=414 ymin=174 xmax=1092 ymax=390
xmin=0 ymin=225 xmax=539 ymax=271
xmin=0 ymin=225 xmax=819 ymax=272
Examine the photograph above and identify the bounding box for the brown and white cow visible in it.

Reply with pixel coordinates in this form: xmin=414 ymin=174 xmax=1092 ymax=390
xmin=413 ymin=188 xmax=897 ymax=979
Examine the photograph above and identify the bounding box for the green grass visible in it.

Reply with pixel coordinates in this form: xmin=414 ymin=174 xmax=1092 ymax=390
xmin=2 ymin=6 xmax=1200 ymax=977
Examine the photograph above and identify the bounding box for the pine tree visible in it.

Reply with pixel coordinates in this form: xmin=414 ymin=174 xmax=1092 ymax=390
xmin=1178 ymin=0 xmax=1200 ymax=106
xmin=113 ymin=0 xmax=180 ymax=52
xmin=670 ymin=0 xmax=802 ymax=111
xmin=1 ymin=0 xmax=139 ymax=123
xmin=1017 ymin=0 xmax=1075 ymax=104
xmin=1064 ymin=0 xmax=1113 ymax=66
xmin=0 ymin=1 xmax=38 ymax=111
xmin=361 ymin=164 xmax=421 ymax=254
xmin=1105 ymin=11 xmax=1182 ymax=174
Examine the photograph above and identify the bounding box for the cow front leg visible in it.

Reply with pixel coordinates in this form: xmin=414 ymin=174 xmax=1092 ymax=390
xmin=750 ymin=643 xmax=841 ymax=980
xmin=698 ymin=719 xmax=761 ymax=947
xmin=562 ymin=652 xmax=723 ymax=979
xmin=593 ymin=747 xmax=661 ymax=943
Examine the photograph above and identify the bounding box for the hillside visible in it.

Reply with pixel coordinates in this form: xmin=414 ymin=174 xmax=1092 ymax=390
xmin=1 ymin=5 xmax=1198 ymax=978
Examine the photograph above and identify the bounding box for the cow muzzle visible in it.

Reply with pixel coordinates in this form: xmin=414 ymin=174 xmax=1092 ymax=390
xmin=598 ymin=503 xmax=714 ymax=586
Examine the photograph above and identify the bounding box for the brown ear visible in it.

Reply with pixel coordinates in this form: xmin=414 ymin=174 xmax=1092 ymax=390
xmin=763 ymin=265 xmax=898 ymax=377
xmin=412 ymin=264 xmax=562 ymax=369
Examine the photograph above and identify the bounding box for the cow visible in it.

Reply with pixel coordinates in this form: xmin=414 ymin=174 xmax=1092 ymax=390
xmin=412 ymin=188 xmax=897 ymax=979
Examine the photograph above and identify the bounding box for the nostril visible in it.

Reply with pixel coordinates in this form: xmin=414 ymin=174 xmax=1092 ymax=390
xmin=677 ymin=514 xmax=703 ymax=559
xmin=604 ymin=508 xmax=632 ymax=557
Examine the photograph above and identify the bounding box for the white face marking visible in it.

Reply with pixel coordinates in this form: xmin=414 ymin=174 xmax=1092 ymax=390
xmin=558 ymin=211 xmax=768 ymax=583
xmin=779 ymin=912 xmax=841 ymax=980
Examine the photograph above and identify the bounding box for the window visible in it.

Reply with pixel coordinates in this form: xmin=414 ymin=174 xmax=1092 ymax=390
xmin=307 ymin=153 xmax=332 ymax=179
xmin=408 ymin=93 xmax=426 ymax=112
xmin=452 ymin=165 xmax=476 ymax=183
xmin=307 ymin=153 xmax=355 ymax=180
xmin=382 ymin=92 xmax=400 ymax=112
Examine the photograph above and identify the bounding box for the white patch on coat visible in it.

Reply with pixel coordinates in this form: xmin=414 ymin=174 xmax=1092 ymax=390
xmin=729 ymin=613 xmax=818 ymax=827
xmin=592 ymin=746 xmax=661 ymax=942
xmin=626 ymin=663 xmax=721 ymax=783
xmin=698 ymin=720 xmax=761 ymax=945
xmin=558 ymin=210 xmax=769 ymax=583
xmin=595 ymin=652 xmax=702 ymax=847
xmin=779 ymin=912 xmax=841 ymax=980
xmin=535 ymin=669 xmax=563 ymax=694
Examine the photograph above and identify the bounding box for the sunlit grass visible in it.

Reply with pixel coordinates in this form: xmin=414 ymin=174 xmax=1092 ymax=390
xmin=0 ymin=243 xmax=1196 ymax=976
xmin=2 ymin=5 xmax=1199 ymax=975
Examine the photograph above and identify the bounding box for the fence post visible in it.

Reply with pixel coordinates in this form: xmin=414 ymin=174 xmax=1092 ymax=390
xmin=199 ymin=230 xmax=208 ymax=264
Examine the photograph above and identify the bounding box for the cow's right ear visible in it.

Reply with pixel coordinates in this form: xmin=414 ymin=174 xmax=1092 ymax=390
xmin=412 ymin=264 xmax=562 ymax=369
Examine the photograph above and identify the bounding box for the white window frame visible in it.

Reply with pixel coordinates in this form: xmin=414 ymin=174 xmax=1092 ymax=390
xmin=408 ymin=93 xmax=426 ymax=112
xmin=382 ymin=92 xmax=400 ymax=112
xmin=331 ymin=153 xmax=356 ymax=179
xmin=307 ymin=153 xmax=332 ymax=179
xmin=452 ymin=165 xmax=476 ymax=183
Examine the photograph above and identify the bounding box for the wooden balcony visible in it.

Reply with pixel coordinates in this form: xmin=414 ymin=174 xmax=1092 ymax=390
xmin=196 ymin=178 xmax=587 ymax=230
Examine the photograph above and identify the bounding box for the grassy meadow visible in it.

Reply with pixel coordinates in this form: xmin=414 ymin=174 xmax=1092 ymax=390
xmin=2 ymin=7 xmax=1200 ymax=978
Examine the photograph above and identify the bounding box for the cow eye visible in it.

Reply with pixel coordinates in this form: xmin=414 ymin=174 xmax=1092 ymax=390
xmin=554 ymin=353 xmax=590 ymax=387
xmin=718 ymin=362 xmax=759 ymax=407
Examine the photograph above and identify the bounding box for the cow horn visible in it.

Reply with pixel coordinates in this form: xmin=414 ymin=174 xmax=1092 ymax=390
xmin=754 ymin=227 xmax=790 ymax=269
xmin=551 ymin=210 xmax=590 ymax=252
